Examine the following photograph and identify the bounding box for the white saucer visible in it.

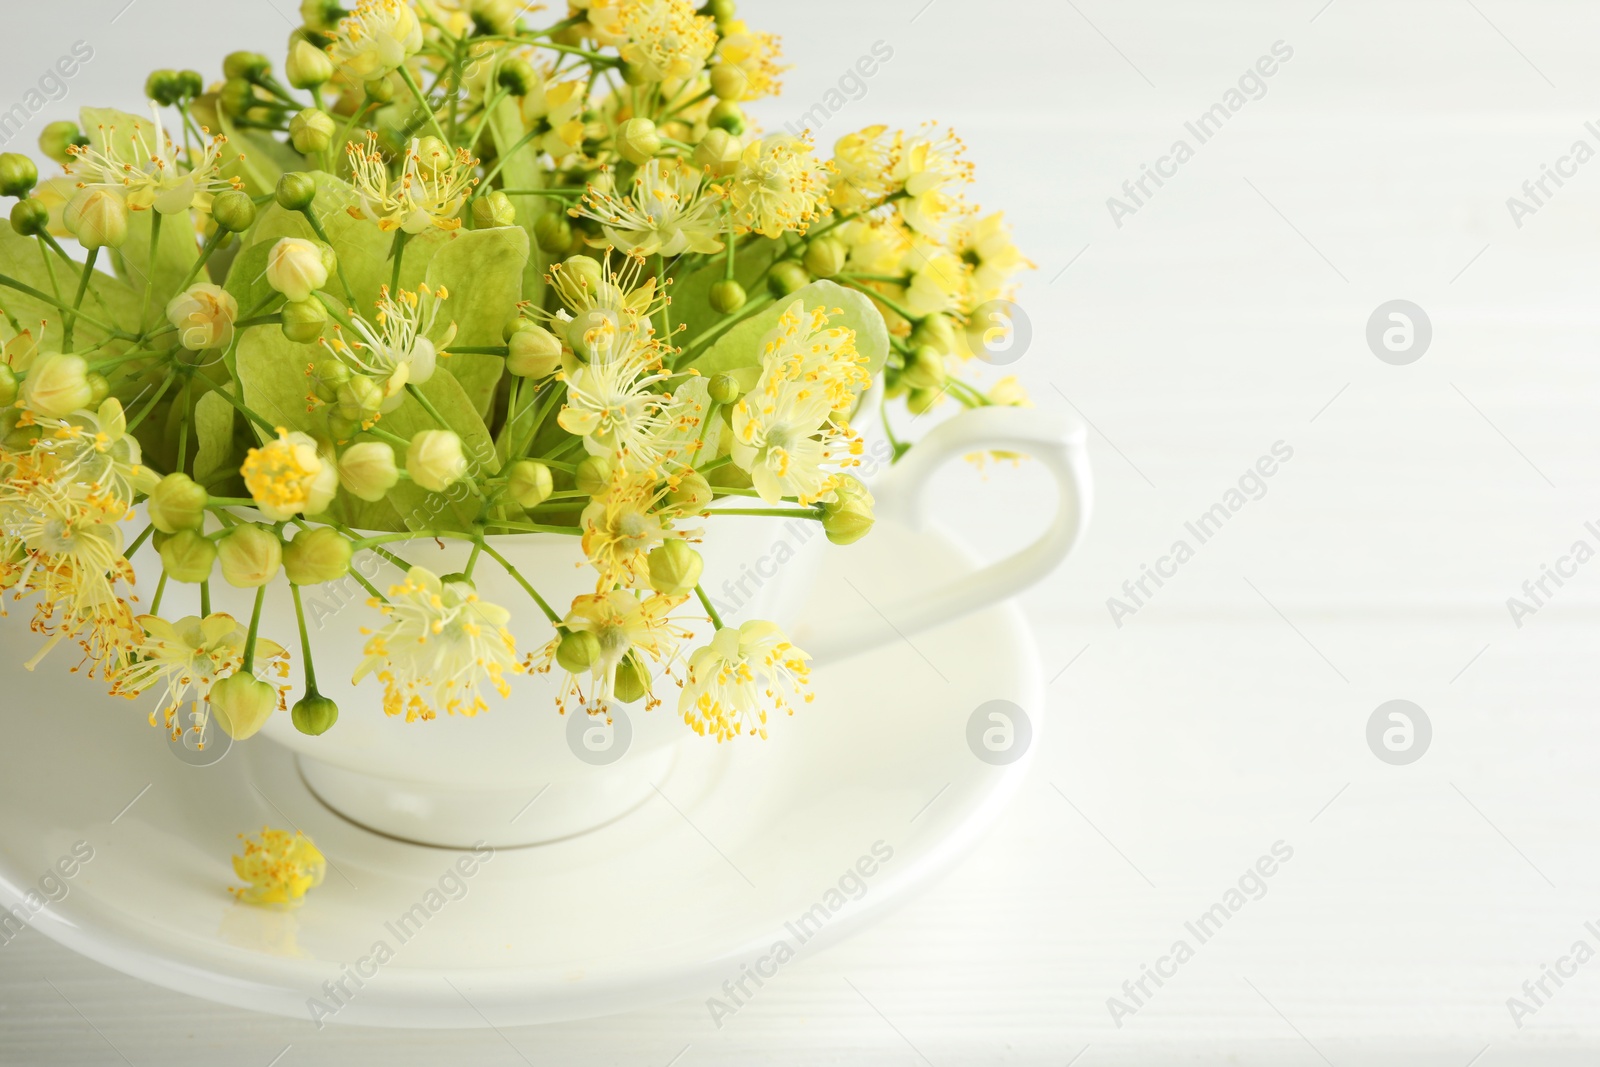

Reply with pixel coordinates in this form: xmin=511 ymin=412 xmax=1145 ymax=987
xmin=0 ymin=519 xmax=1042 ymax=1028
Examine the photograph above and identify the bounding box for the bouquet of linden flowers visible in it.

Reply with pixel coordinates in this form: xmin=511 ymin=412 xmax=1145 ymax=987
xmin=0 ymin=0 xmax=1030 ymax=749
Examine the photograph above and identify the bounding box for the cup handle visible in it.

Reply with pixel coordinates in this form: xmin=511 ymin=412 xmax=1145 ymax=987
xmin=799 ymin=404 xmax=1093 ymax=666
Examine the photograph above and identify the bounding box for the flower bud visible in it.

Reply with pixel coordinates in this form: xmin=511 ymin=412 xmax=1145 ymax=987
xmin=266 ymin=237 xmax=330 ymax=302
xmin=612 ymin=650 xmax=650 ymax=704
xmin=666 ymin=470 xmax=712 ymax=514
xmin=283 ymin=526 xmax=352 ymax=585
xmin=497 ymin=56 xmax=538 ymax=96
xmin=220 ymin=78 xmax=258 ymax=118
xmin=906 ymin=387 xmax=941 ymax=415
xmin=709 ymin=278 xmax=745 ymax=315
xmin=533 ymin=212 xmax=573 ymax=254
xmin=0 ymin=366 xmax=16 ymax=407
xmin=903 ymin=344 xmax=945 ymax=390
xmin=281 ymin=297 xmax=329 ymax=344
xmin=177 ymin=70 xmax=205 ymax=98
xmin=337 ymin=440 xmax=398 ymax=501
xmin=406 ymin=430 xmax=467 ymax=492
xmin=559 ymin=255 xmax=604 ymax=295
xmin=39 ymin=121 xmax=85 ymax=166
xmin=64 ymin=187 xmax=128 ymax=250
xmin=647 ymin=538 xmax=703 ymax=596
xmin=225 ymin=51 xmax=271 ymax=82
xmin=148 ymin=472 xmax=208 ymax=532
xmin=159 ymin=528 xmax=217 ymax=583
xmin=556 ymin=629 xmax=602 ymax=673
xmin=276 ymin=171 xmax=318 ymax=212
xmin=289 ymin=108 xmax=337 ymax=155
xmin=911 ymin=312 xmax=956 ymax=355
xmin=364 ymin=75 xmax=397 ymax=103
xmin=166 ymin=283 xmax=238 ymax=351
xmin=0 ymin=153 xmax=37 ymax=198
xmin=217 ymin=524 xmax=283 ymax=588
xmin=506 ymin=459 xmax=553 ymax=508
xmin=821 ymin=476 xmax=875 ymax=545
xmin=707 ymin=373 xmax=741 ymax=406
xmin=803 ymin=236 xmax=847 ymax=279
xmin=211 ymin=672 xmax=278 ymax=741
xmin=616 ymin=118 xmax=661 ymax=164
xmin=709 ymin=63 xmax=748 ymax=101
xmin=211 ymin=188 xmax=257 ymax=233
xmin=300 ymin=0 xmax=343 ymax=31
xmin=767 ymin=260 xmax=810 ymax=298
xmin=336 ymin=376 xmax=384 ymax=420
xmin=575 ymin=455 xmax=612 ymax=497
xmin=291 ymin=691 xmax=339 ymax=735
xmin=144 ymin=69 xmax=184 ymax=107
xmin=9 ymin=198 xmax=47 ymax=237
xmin=20 ymin=352 xmax=91 ymax=417
xmin=708 ymin=100 xmax=745 ymax=135
xmin=506 ymin=323 xmax=562 ymax=378
xmin=286 ymin=38 xmax=335 ymax=88
xmin=693 ymin=129 xmax=743 ymax=176
xmin=703 ymin=0 xmax=737 ymax=22
xmin=472 ymin=190 xmax=516 ymax=228
xmin=86 ymin=373 xmax=110 ymax=404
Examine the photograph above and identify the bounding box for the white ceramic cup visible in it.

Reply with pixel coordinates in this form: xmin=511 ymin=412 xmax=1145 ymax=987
xmin=228 ymin=393 xmax=1092 ymax=847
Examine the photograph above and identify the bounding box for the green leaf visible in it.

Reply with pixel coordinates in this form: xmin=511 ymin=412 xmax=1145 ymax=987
xmin=683 ymin=279 xmax=889 ymax=381
xmin=671 ymin=236 xmax=783 ymax=347
xmin=234 ymin=326 xmax=320 ymax=437
xmin=191 ymin=388 xmax=236 ymax=485
xmin=424 ymin=225 xmax=526 ymax=418
xmin=487 ymin=97 xmax=549 ymax=307
xmin=0 ymin=225 xmax=139 ymax=348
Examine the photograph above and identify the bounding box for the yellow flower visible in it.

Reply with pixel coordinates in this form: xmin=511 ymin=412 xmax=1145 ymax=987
xmin=558 ymin=330 xmax=676 ymax=466
xmin=346 ymin=133 xmax=478 ymax=234
xmin=953 ymin=212 xmax=1033 ymax=311
xmin=536 ymin=589 xmax=690 ymax=710
xmin=712 ymin=20 xmax=786 ymax=101
xmin=112 ymin=613 xmax=288 ymax=744
xmin=753 ymin=299 xmax=871 ymax=414
xmin=725 ymin=135 xmax=830 ymax=239
xmin=353 ymin=566 xmax=524 ymax=722
xmin=579 ymin=468 xmax=685 ymax=591
xmin=323 ymin=284 xmax=454 ymax=411
xmin=892 ymin=126 xmax=974 ymax=241
xmin=574 ymin=158 xmax=725 ymax=257
xmin=902 ymin=247 xmax=968 ymax=319
xmin=230 ymin=828 xmax=326 ymax=907
xmin=165 ymin=283 xmax=238 ymax=351
xmin=328 ymin=0 xmax=424 ymax=81
xmin=241 ymin=428 xmax=338 ymax=521
xmin=616 ymin=0 xmax=717 ymax=82
xmin=829 ymin=125 xmax=897 ymax=211
xmin=679 ymin=621 xmax=812 ymax=742
xmin=66 ymin=104 xmax=242 ymax=215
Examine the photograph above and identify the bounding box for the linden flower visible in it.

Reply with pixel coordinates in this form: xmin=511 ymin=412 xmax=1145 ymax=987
xmin=66 ymin=104 xmax=242 ymax=215
xmin=830 ymin=125 xmax=897 ymax=211
xmin=754 ymin=300 xmax=871 ymax=414
xmin=573 ymin=159 xmax=725 ymax=257
xmin=20 ymin=398 xmax=153 ymax=508
xmin=241 ymin=429 xmax=338 ymax=521
xmin=324 ymin=284 xmax=455 ymax=415
xmin=520 ymin=76 xmax=589 ymax=161
xmin=679 ymin=621 xmax=812 ymax=742
xmin=558 ymin=328 xmax=676 ymax=465
xmin=892 ymin=126 xmax=974 ymax=241
xmin=726 ymin=135 xmax=831 ymax=239
xmin=165 ymin=283 xmax=238 ymax=351
xmin=615 ymin=0 xmax=718 ymax=82
xmin=953 ymin=212 xmax=1033 ymax=311
xmin=328 ymin=0 xmax=424 ymax=81
xmin=903 ymin=247 xmax=969 ymax=319
xmin=731 ymin=379 xmax=864 ymax=505
xmin=346 ymin=133 xmax=478 ymax=234
xmin=353 ymin=566 xmax=524 ymax=722
xmin=539 ymin=590 xmax=690 ymax=710
xmin=111 ymin=613 xmax=289 ymax=744
xmin=712 ymin=20 xmax=786 ymax=101
xmin=230 ymin=828 xmax=326 ymax=907
xmin=580 ymin=468 xmax=681 ymax=591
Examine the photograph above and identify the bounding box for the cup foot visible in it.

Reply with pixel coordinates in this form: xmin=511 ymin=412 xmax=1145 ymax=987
xmin=295 ymin=742 xmax=682 ymax=849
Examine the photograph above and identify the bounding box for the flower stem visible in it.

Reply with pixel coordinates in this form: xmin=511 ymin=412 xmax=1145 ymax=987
xmin=177 ymin=221 xmax=227 ymax=292
xmin=398 ymin=64 xmax=454 ymax=148
xmin=389 ymin=228 xmax=410 ymax=293
xmin=405 ymin=382 xmax=450 ymax=428
xmin=62 ymin=248 xmax=100 ymax=353
xmin=149 ymin=573 xmax=168 ymax=616
xmin=200 ymin=579 xmax=212 ymax=616
xmin=0 ymin=269 xmax=128 ymax=342
xmin=290 ymin=582 xmax=317 ymax=691
xmin=710 ymin=507 xmax=821 ymax=519
xmin=694 ymin=584 xmax=724 ymax=630
xmin=477 ymin=539 xmax=562 ymax=624
xmin=296 ymin=204 xmax=357 ymax=303
xmin=241 ymin=584 xmax=267 ymax=672
xmin=126 ymin=368 xmax=178 ymax=432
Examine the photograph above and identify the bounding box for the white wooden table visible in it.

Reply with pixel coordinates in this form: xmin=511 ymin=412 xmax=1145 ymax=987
xmin=6 ymin=0 xmax=1600 ymax=1062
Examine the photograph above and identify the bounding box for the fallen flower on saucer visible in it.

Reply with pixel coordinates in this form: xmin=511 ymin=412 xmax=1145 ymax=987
xmin=230 ymin=827 xmax=326 ymax=907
